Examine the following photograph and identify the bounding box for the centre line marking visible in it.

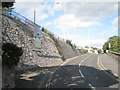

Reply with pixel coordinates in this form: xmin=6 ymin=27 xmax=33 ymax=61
xmin=46 ymin=54 xmax=89 ymax=88
xmin=78 ymin=54 xmax=96 ymax=90
xmin=79 ymin=69 xmax=84 ymax=77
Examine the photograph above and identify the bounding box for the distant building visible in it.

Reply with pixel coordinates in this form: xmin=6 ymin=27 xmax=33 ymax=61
xmin=88 ymin=47 xmax=92 ymax=53
xmin=94 ymin=49 xmax=98 ymax=54
xmin=77 ymin=46 xmax=84 ymax=49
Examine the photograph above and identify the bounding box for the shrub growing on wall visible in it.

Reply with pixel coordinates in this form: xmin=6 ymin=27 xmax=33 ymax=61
xmin=66 ymin=40 xmax=73 ymax=46
xmin=2 ymin=2 xmax=15 ymax=8
xmin=2 ymin=43 xmax=23 ymax=67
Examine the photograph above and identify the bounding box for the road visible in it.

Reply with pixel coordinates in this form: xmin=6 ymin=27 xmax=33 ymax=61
xmin=0 ymin=60 xmax=2 ymax=90
xmin=41 ymin=54 xmax=119 ymax=89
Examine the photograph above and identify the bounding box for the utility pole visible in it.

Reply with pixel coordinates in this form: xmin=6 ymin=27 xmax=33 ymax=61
xmin=88 ymin=28 xmax=91 ymax=53
xmin=88 ymin=28 xmax=90 ymax=47
xmin=34 ymin=10 xmax=36 ymax=24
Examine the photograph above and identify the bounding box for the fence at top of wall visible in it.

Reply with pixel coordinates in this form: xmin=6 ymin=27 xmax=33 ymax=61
xmin=2 ymin=9 xmax=68 ymax=50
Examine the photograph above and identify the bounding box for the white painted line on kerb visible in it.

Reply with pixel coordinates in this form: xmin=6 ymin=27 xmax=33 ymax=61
xmin=78 ymin=54 xmax=96 ymax=90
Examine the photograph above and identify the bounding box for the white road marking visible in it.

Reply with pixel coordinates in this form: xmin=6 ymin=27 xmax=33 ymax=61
xmin=79 ymin=63 xmax=81 ymax=67
xmin=79 ymin=54 xmax=96 ymax=90
xmin=89 ymin=83 xmax=96 ymax=90
xmin=81 ymin=60 xmax=84 ymax=63
xmin=79 ymin=69 xmax=84 ymax=77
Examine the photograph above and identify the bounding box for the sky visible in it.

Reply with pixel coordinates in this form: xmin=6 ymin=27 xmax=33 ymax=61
xmin=13 ymin=0 xmax=118 ymax=49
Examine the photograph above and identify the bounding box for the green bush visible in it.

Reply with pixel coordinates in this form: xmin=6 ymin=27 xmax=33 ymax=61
xmin=66 ymin=40 xmax=73 ymax=46
xmin=44 ymin=30 xmax=54 ymax=37
xmin=83 ymin=49 xmax=88 ymax=54
xmin=2 ymin=43 xmax=23 ymax=67
xmin=73 ymin=44 xmax=77 ymax=48
xmin=2 ymin=2 xmax=14 ymax=8
xmin=103 ymin=36 xmax=120 ymax=53
xmin=97 ymin=49 xmax=102 ymax=54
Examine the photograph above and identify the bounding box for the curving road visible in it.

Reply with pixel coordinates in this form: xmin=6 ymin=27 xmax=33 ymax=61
xmin=43 ymin=54 xmax=119 ymax=89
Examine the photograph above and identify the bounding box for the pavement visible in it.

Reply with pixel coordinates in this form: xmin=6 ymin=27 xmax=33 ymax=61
xmin=99 ymin=54 xmax=119 ymax=78
xmin=15 ymin=54 xmax=120 ymax=89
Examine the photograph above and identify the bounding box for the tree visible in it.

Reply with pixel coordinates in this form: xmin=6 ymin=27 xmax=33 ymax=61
xmin=2 ymin=2 xmax=14 ymax=8
xmin=103 ymin=41 xmax=109 ymax=53
xmin=97 ymin=49 xmax=102 ymax=54
xmin=85 ymin=46 xmax=89 ymax=49
xmin=41 ymin=27 xmax=44 ymax=32
xmin=109 ymin=36 xmax=120 ymax=52
xmin=103 ymin=36 xmax=120 ymax=53
xmin=83 ymin=49 xmax=88 ymax=54
xmin=73 ymin=44 xmax=76 ymax=48
xmin=66 ymin=40 xmax=73 ymax=46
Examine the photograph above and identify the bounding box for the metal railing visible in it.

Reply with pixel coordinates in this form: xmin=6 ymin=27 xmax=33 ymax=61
xmin=2 ymin=9 xmax=39 ymax=27
xmin=2 ymin=9 xmax=67 ymax=43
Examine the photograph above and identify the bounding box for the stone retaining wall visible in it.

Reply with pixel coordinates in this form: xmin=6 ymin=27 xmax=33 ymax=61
xmin=2 ymin=15 xmax=63 ymax=70
xmin=2 ymin=15 xmax=63 ymax=88
xmin=54 ymin=38 xmax=84 ymax=60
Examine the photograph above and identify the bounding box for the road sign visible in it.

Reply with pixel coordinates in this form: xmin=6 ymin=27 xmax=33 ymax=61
xmin=34 ymin=25 xmax=41 ymax=51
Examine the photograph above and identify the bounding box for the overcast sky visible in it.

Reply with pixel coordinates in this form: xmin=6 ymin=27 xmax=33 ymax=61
xmin=13 ymin=0 xmax=118 ymax=49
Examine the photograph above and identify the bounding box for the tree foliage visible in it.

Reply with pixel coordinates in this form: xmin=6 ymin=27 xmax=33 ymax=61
xmin=103 ymin=41 xmax=109 ymax=53
xmin=2 ymin=43 xmax=23 ymax=67
xmin=85 ymin=46 xmax=89 ymax=48
xmin=73 ymin=44 xmax=77 ymax=48
xmin=97 ymin=49 xmax=102 ymax=54
xmin=103 ymin=36 xmax=120 ymax=53
xmin=83 ymin=49 xmax=88 ymax=54
xmin=66 ymin=40 xmax=73 ymax=46
xmin=109 ymin=36 xmax=120 ymax=52
xmin=2 ymin=2 xmax=14 ymax=8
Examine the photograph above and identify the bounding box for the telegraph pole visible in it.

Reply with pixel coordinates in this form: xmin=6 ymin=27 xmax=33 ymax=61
xmin=34 ymin=10 xmax=36 ymax=24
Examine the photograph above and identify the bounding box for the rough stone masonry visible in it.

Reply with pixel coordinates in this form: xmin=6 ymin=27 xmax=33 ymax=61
xmin=2 ymin=15 xmax=63 ymax=70
xmin=2 ymin=15 xmax=63 ymax=88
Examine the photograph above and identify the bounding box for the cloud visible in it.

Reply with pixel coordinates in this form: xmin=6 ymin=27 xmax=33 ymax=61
xmin=76 ymin=39 xmax=106 ymax=49
xmin=58 ymin=33 xmax=106 ymax=48
xmin=112 ymin=17 xmax=118 ymax=33
xmin=100 ymin=17 xmax=118 ymax=37
xmin=54 ymin=14 xmax=101 ymax=32
xmin=14 ymin=2 xmax=55 ymax=21
xmin=66 ymin=2 xmax=117 ymax=20
xmin=53 ymin=2 xmax=65 ymax=11
xmin=112 ymin=17 xmax=118 ymax=27
xmin=13 ymin=1 xmax=118 ymax=48
xmin=45 ymin=22 xmax=52 ymax=26
xmin=53 ymin=2 xmax=117 ymax=32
